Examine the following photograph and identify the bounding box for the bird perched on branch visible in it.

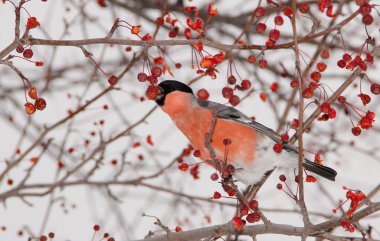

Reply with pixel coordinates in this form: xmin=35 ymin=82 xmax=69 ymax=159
xmin=153 ymin=80 xmax=337 ymax=185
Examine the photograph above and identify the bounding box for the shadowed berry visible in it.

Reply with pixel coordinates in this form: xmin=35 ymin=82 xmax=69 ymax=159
xmin=35 ymin=98 xmax=47 ymax=110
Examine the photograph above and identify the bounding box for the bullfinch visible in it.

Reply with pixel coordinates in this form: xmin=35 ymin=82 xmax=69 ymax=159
xmin=154 ymin=80 xmax=337 ymax=185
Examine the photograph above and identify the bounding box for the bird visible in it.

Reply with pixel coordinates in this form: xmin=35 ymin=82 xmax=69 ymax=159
xmin=153 ymin=80 xmax=337 ymax=185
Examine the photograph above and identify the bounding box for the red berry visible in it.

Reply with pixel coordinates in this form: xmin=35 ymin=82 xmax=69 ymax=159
xmin=273 ymin=142 xmax=283 ymax=153
xmin=290 ymin=119 xmax=299 ymax=129
xmin=97 ymin=0 xmax=106 ymax=7
xmin=359 ymin=4 xmax=372 ymax=15
xmin=280 ymin=133 xmax=289 ymax=141
xmin=254 ymin=7 xmax=266 ymax=18
xmin=197 ymin=89 xmax=209 ymax=100
xmin=48 ymin=233 xmax=54 ymax=239
xmin=35 ymin=61 xmax=44 ymax=67
xmin=279 ymin=174 xmax=286 ymax=182
xmin=320 ymin=103 xmax=331 ymax=113
xmin=259 ymin=92 xmax=266 ymax=102
xmin=248 ymin=200 xmax=259 ymax=210
xmin=328 ymin=108 xmax=336 ymax=119
xmin=258 ymin=59 xmax=267 ymax=69
xmin=290 ymin=80 xmax=299 ymax=88
xmin=137 ymin=72 xmax=148 ymax=82
xmin=26 ymin=17 xmax=40 ymax=29
xmin=362 ymin=14 xmax=373 ymax=25
xmin=151 ymin=66 xmax=162 ymax=77
xmin=370 ymin=83 xmax=380 ymax=95
xmin=222 ymin=87 xmax=234 ymax=99
xmin=358 ymin=93 xmax=371 ymax=106
xmin=228 ymin=75 xmax=236 ymax=85
xmin=274 ymin=15 xmax=284 ymax=25
xmin=229 ymin=95 xmax=240 ymax=106
xmin=240 ymin=206 xmax=249 ymax=216
xmin=246 ymin=213 xmax=255 ymax=223
xmin=23 ymin=49 xmax=33 ymax=59
xmin=269 ymin=29 xmax=280 ymax=41
xmin=270 ymin=82 xmax=278 ymax=92
xmin=175 ymin=63 xmax=182 ymax=68
xmin=145 ymin=85 xmax=160 ymax=100
xmin=317 ymin=62 xmax=327 ymax=72
xmin=108 ymin=75 xmax=118 ymax=85
xmin=321 ymin=49 xmax=330 ymax=59
xmin=35 ymin=98 xmax=46 ymax=110
xmin=256 ymin=23 xmax=267 ymax=34
xmin=337 ymin=60 xmax=346 ymax=68
xmin=28 ymin=87 xmax=38 ymax=99
xmin=16 ymin=45 xmax=24 ymax=53
xmin=212 ymin=191 xmax=221 ymax=199
xmin=147 ymin=75 xmax=158 ymax=85
xmin=210 ymin=173 xmax=219 ymax=181
xmin=7 ymin=179 xmax=13 ymax=185
xmin=265 ymin=39 xmax=275 ymax=48
xmin=283 ymin=6 xmax=293 ymax=16
xmin=311 ymin=71 xmax=321 ymax=82
xmin=193 ymin=150 xmax=201 ymax=157
xmin=352 ymin=127 xmax=361 ymax=136
xmin=302 ymin=88 xmax=314 ymax=99
xmin=306 ymin=175 xmax=317 ymax=183
xmin=247 ymin=55 xmax=256 ymax=63
xmin=338 ymin=96 xmax=346 ymax=104
xmin=231 ymin=217 xmax=245 ymax=231
xmin=94 ymin=225 xmax=100 ymax=231
xmin=178 ymin=163 xmax=189 ymax=171
xmin=343 ymin=53 xmax=352 ymax=62
xmin=156 ymin=16 xmax=164 ymax=25
xmin=276 ymin=183 xmax=283 ymax=190
xmin=39 ymin=235 xmax=47 ymax=241
xmin=241 ymin=79 xmax=251 ymax=90
xmin=299 ymin=3 xmax=309 ymax=13
xmin=25 ymin=102 xmax=36 ymax=115
xmin=223 ymin=138 xmax=232 ymax=145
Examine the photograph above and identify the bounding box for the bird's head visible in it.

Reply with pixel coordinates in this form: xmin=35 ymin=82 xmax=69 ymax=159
xmin=154 ymin=80 xmax=194 ymax=106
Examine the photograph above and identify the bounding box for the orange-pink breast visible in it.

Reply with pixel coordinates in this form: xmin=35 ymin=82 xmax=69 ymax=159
xmin=162 ymin=91 xmax=257 ymax=164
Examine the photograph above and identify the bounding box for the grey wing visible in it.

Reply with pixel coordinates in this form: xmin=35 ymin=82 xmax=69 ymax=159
xmin=198 ymin=99 xmax=281 ymax=142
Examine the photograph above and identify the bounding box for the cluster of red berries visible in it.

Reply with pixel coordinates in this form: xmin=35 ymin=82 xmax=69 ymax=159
xmin=277 ymin=174 xmax=316 ymax=198
xmin=337 ymin=96 xmax=375 ymax=136
xmin=317 ymin=102 xmax=337 ymax=121
xmin=183 ymin=3 xmax=218 ymax=38
xmin=318 ymin=0 xmax=337 ymax=17
xmin=26 ymin=17 xmax=40 ymax=29
xmin=24 ymin=87 xmax=46 ymax=115
xmin=333 ymin=186 xmax=367 ymax=233
xmin=219 ymin=77 xmax=251 ymax=106
xmin=298 ymin=61 xmax=329 ymax=99
xmin=38 ymin=232 xmax=54 ymax=241
xmin=197 ymin=48 xmax=225 ymax=80
xmin=16 ymin=46 xmax=44 ymax=66
xmin=356 ymin=0 xmax=374 ymax=25
xmin=337 ymin=53 xmax=373 ymax=72
xmin=138 ymin=65 xmax=162 ymax=85
xmin=231 ymin=200 xmax=261 ymax=230
xmin=92 ymin=224 xmax=115 ymax=241
xmin=141 ymin=65 xmax=164 ymax=100
xmin=120 ymin=20 xmax=153 ymax=41
xmin=253 ymin=6 xmax=283 ymax=48
xmin=177 ymin=146 xmax=201 ymax=179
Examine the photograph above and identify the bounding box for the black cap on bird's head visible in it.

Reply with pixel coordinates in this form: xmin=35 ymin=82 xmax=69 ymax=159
xmin=155 ymin=80 xmax=194 ymax=106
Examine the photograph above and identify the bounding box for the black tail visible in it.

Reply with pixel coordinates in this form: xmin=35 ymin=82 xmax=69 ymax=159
xmin=303 ymin=160 xmax=337 ymax=181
